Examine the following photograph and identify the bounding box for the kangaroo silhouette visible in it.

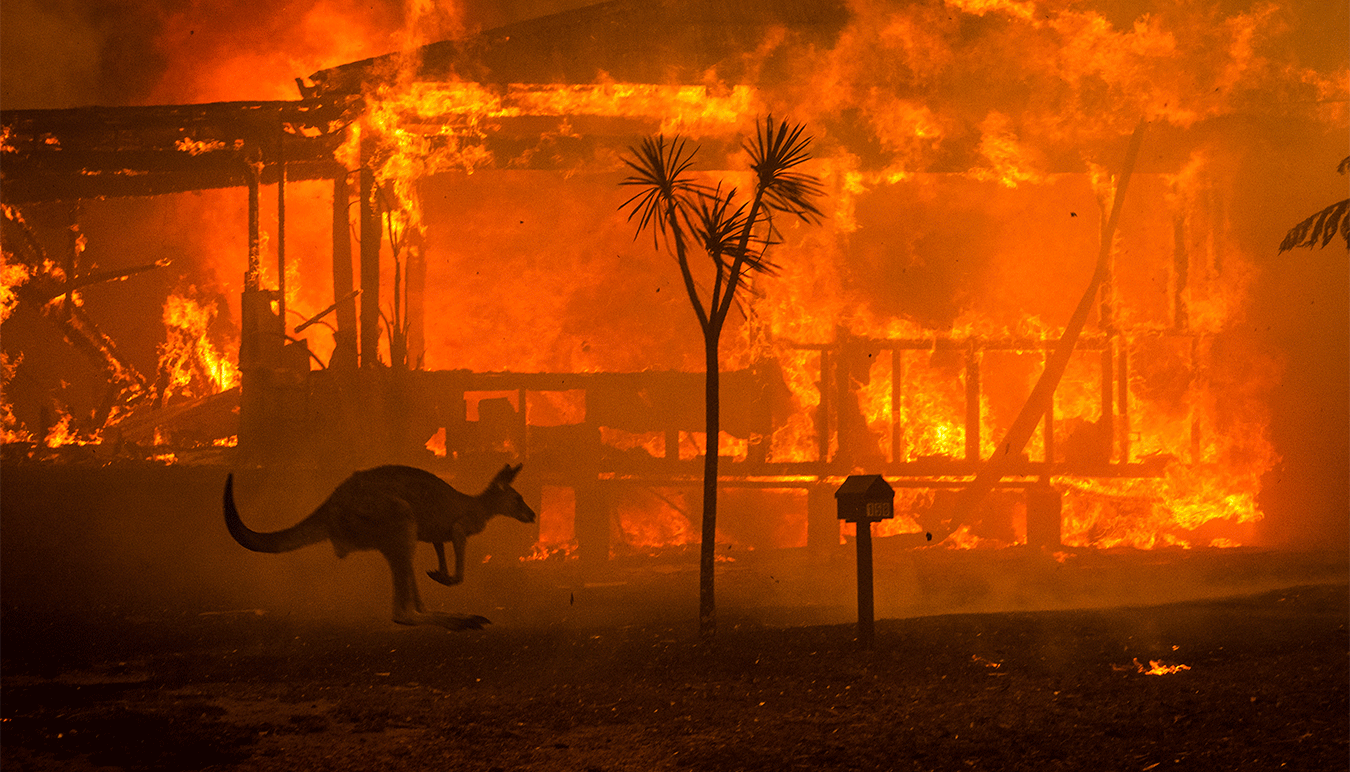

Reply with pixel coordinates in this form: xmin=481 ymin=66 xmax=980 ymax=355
xmin=224 ymin=463 xmax=536 ymax=629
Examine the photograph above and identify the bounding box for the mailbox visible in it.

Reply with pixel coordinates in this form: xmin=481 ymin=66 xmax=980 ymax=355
xmin=835 ymin=475 xmax=895 ymax=522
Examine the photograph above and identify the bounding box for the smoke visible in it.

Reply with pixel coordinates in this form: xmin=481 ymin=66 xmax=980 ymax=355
xmin=0 ymin=1 xmax=613 ymax=109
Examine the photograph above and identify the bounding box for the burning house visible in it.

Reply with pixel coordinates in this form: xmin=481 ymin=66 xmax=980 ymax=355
xmin=1 ymin=0 xmax=1346 ymax=578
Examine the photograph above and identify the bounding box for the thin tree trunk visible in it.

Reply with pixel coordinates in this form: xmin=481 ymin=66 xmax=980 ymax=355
xmin=699 ymin=323 xmax=720 ymax=638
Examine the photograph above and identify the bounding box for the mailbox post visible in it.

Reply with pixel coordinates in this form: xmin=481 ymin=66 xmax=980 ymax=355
xmin=835 ymin=475 xmax=894 ymax=649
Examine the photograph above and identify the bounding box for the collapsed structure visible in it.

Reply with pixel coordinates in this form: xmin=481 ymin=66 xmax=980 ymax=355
xmin=3 ymin=0 xmax=1340 ymax=564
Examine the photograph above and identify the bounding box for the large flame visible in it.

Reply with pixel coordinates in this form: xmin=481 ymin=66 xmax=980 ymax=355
xmin=5 ymin=0 xmax=1340 ymax=552
xmin=157 ymin=290 xmax=240 ymax=402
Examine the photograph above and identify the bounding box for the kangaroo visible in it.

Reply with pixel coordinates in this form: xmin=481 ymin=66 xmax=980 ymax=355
xmin=223 ymin=463 xmax=536 ymax=630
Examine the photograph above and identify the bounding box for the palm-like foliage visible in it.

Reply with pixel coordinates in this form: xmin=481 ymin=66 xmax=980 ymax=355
xmin=619 ymin=117 xmax=823 ymax=638
xmin=620 ymin=135 xmax=704 ymax=253
xmin=1279 ymin=156 xmax=1350 ymax=253
xmin=746 ymin=116 xmax=825 ymax=230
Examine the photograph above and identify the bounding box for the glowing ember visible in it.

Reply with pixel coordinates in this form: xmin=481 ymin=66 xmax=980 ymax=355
xmin=1118 ymin=657 xmax=1192 ymax=676
xmin=425 ymin=427 xmax=447 ymax=457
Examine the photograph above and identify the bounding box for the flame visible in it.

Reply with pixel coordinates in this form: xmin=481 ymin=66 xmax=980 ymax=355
xmin=157 ymin=290 xmax=240 ymax=402
xmin=174 ymin=137 xmax=227 ymax=156
xmin=524 ymin=485 xmax=579 ymax=561
xmin=602 ymin=427 xmax=666 ymax=459
xmin=0 ymin=353 xmax=31 ymax=445
xmin=43 ymin=407 xmax=97 ymax=448
xmin=614 ymin=487 xmax=695 ymax=555
xmin=942 ymin=523 xmax=985 ymax=550
xmin=970 ymin=112 xmax=1044 ymax=188
xmin=4 ymin=0 xmax=1332 ymax=556
xmin=1 ymin=252 xmax=30 ymax=324
xmin=1132 ymin=657 xmax=1191 ymax=676
xmin=425 ymin=427 xmax=447 ymax=457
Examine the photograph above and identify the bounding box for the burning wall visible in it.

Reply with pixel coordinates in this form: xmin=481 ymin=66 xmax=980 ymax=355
xmin=1 ymin=0 xmax=1346 ymax=556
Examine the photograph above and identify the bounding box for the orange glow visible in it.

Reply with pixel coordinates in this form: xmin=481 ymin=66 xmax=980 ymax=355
xmin=157 ymin=290 xmax=240 ymax=402
xmin=0 ymin=252 xmax=29 ymax=324
xmin=614 ymin=487 xmax=696 ymax=556
xmin=424 ymin=427 xmax=446 ymax=457
xmin=43 ymin=408 xmax=96 ymax=448
xmin=7 ymin=0 xmax=1332 ymax=556
xmin=0 ymin=353 xmax=30 ymax=444
xmin=674 ymin=432 xmax=750 ymax=463
xmin=524 ymin=486 xmax=578 ymax=562
xmin=1135 ymin=658 xmax=1191 ymax=676
xmin=601 ymin=427 xmax=665 ymax=460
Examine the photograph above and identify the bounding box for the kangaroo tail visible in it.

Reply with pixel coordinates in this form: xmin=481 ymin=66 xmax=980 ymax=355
xmin=224 ymin=473 xmax=329 ymax=553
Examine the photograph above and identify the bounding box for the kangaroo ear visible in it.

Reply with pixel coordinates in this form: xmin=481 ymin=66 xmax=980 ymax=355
xmin=496 ymin=463 xmax=521 ymax=486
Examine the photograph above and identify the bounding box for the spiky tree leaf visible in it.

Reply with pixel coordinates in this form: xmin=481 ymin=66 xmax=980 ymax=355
xmin=619 ymin=135 xmax=704 ymax=252
xmin=1279 ymin=156 xmax=1350 ymax=253
xmin=745 ymin=116 xmax=825 ymax=228
xmin=1279 ymin=198 xmax=1349 ymax=253
xmin=690 ymin=185 xmax=776 ymax=277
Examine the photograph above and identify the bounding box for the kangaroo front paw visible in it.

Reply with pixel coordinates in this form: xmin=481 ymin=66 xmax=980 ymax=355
xmin=426 ymin=570 xmax=461 ymax=586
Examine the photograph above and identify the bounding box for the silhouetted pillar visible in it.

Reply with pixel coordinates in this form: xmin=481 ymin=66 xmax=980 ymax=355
xmin=359 ymin=133 xmax=380 ymax=368
xmin=965 ymin=342 xmax=981 ymax=463
xmin=245 ymin=151 xmax=262 ymax=291
xmin=1026 ymin=483 xmax=1062 ymax=550
xmin=407 ymin=230 xmax=426 ymax=368
xmin=1100 ymin=344 xmax=1114 ymax=463
xmin=330 ymin=173 xmax=358 ymax=369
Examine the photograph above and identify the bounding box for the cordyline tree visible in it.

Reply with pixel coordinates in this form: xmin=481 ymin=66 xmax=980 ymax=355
xmin=621 ymin=116 xmax=823 ymax=637
xmin=1278 ymin=156 xmax=1349 ymax=254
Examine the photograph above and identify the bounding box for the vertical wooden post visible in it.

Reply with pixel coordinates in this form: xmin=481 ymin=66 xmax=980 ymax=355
xmin=331 ymin=173 xmax=358 ymax=368
xmin=856 ymin=519 xmax=875 ymax=649
xmin=277 ymin=153 xmax=286 ymax=328
xmin=817 ymin=350 xmax=831 ymax=464
xmin=407 ymin=230 xmax=426 ymax=368
xmin=246 ymin=152 xmax=261 ymax=291
xmin=1190 ymin=337 xmax=1202 ymax=464
xmin=1117 ymin=337 xmax=1130 ymax=464
xmin=835 ymin=332 xmax=853 ymax=465
xmin=358 ymin=133 xmax=381 ymax=368
xmin=965 ymin=340 xmax=981 ymax=463
xmin=1173 ymin=216 xmax=1189 ymax=331
xmin=1042 ymin=347 xmax=1055 ymax=479
xmin=1100 ymin=342 xmax=1113 ymax=462
xmin=890 ymin=348 xmax=903 ymax=463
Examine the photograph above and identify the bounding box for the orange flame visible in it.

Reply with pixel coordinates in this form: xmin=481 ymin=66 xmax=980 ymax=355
xmin=157 ymin=290 xmax=240 ymax=402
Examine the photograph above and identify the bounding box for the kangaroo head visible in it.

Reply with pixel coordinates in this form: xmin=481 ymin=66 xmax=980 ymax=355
xmin=488 ymin=463 xmax=536 ymax=523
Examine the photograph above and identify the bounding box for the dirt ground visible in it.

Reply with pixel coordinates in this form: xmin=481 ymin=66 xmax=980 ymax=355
xmin=3 ymin=582 xmax=1346 ymax=772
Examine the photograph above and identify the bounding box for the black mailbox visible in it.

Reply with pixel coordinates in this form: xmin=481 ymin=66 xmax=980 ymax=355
xmin=835 ymin=475 xmax=895 ymax=522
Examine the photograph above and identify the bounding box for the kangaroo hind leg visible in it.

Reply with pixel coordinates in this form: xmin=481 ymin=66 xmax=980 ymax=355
xmin=384 ymin=520 xmax=489 ymax=631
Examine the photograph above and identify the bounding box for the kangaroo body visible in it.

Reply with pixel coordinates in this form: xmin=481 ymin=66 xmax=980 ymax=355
xmin=224 ymin=464 xmax=535 ymax=629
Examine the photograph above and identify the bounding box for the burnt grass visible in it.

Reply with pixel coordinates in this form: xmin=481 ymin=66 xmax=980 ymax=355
xmin=2 ymin=583 xmax=1346 ymax=772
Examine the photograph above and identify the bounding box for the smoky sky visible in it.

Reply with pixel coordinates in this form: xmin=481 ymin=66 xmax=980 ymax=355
xmin=0 ymin=0 xmax=603 ymax=109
